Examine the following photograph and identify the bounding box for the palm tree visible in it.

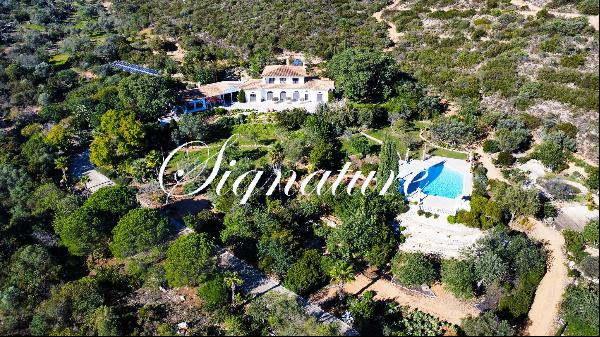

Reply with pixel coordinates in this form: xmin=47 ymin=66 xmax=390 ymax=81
xmin=268 ymin=142 xmax=285 ymax=170
xmin=223 ymin=272 xmax=243 ymax=306
xmin=328 ymin=261 xmax=355 ymax=299
xmin=55 ymin=156 xmax=69 ymax=187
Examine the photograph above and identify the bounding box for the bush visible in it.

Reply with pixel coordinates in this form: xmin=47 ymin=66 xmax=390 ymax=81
xmin=578 ymin=0 xmax=599 ymax=15
xmin=441 ymin=259 xmax=476 ymax=298
xmin=561 ymin=284 xmax=599 ymax=336
xmin=494 ymin=151 xmax=516 ymax=166
xmin=275 ymin=108 xmax=307 ymax=131
xmin=580 ymin=256 xmax=599 ymax=279
xmin=563 ymin=229 xmax=588 ymax=263
xmin=540 ymin=179 xmax=580 ymax=201
xmin=498 ymin=271 xmax=542 ymax=321
xmin=482 ymin=139 xmax=500 ymax=153
xmin=283 ymin=250 xmax=327 ymax=296
xmin=391 ymin=252 xmax=437 ymax=287
xmin=198 ymin=276 xmax=229 ymax=310
xmin=583 ymin=220 xmax=599 ymax=246
xmin=462 ymin=311 xmax=514 ymax=336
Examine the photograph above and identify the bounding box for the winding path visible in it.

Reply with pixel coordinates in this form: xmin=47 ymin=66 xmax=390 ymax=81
xmin=511 ymin=0 xmax=599 ymax=30
xmin=372 ymin=0 xmax=405 ymax=49
xmin=511 ymin=219 xmax=569 ymax=336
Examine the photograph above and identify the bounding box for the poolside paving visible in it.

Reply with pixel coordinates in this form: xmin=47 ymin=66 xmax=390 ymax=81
xmin=397 ymin=208 xmax=484 ymax=259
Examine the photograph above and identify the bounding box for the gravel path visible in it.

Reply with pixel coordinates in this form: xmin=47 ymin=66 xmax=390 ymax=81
xmin=372 ymin=0 xmax=406 ymax=49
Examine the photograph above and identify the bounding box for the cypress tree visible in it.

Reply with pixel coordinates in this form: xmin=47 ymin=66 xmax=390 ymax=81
xmin=376 ymin=133 xmax=399 ymax=192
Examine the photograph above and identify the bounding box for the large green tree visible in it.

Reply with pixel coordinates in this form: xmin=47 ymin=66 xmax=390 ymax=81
xmin=110 ymin=208 xmax=172 ymax=258
xmin=165 ymin=233 xmax=217 ymax=287
xmin=90 ymin=109 xmax=145 ymax=169
xmin=328 ymin=48 xmax=397 ymax=102
xmin=118 ymin=75 xmax=176 ymax=121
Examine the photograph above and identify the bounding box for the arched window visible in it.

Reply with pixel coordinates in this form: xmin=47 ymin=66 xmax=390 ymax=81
xmin=280 ymin=91 xmax=287 ymax=100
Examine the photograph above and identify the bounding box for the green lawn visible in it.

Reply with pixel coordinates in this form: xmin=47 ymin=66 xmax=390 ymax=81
xmin=429 ymin=147 xmax=469 ymax=160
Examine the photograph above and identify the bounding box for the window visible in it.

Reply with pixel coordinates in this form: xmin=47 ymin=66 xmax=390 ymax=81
xmin=280 ymin=78 xmax=286 ymax=84
xmin=268 ymin=78 xmax=275 ymax=84
xmin=292 ymin=78 xmax=299 ymax=84
xmin=250 ymin=94 xmax=257 ymax=102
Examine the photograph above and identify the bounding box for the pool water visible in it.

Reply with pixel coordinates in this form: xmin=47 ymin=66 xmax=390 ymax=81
xmin=406 ymin=163 xmax=464 ymax=199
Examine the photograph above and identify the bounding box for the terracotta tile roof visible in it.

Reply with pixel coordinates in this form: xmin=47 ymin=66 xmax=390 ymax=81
xmin=240 ymin=78 xmax=334 ymax=91
xmin=261 ymin=65 xmax=307 ymax=78
xmin=178 ymin=81 xmax=242 ymax=101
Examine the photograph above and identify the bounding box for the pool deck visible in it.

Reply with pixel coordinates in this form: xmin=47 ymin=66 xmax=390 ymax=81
xmin=399 ymin=156 xmax=472 ymax=215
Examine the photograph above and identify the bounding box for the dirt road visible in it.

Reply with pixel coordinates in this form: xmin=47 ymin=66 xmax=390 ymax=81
xmin=512 ymin=219 xmax=570 ymax=336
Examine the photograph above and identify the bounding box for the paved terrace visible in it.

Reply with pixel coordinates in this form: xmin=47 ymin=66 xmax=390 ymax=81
xmin=224 ymin=100 xmax=322 ymax=113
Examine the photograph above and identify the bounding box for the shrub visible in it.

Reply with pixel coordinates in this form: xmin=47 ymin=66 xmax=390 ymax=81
xmin=494 ymin=151 xmax=516 ymax=166
xmin=583 ymin=220 xmax=599 ymax=246
xmin=482 ymin=139 xmax=500 ymax=153
xmin=561 ymin=284 xmax=599 ymax=336
xmin=563 ymin=229 xmax=588 ymax=263
xmin=283 ymin=250 xmax=327 ymax=295
xmin=391 ymin=252 xmax=437 ymax=287
xmin=579 ymin=256 xmax=599 ymax=279
xmin=498 ymin=271 xmax=542 ymax=321
xmin=462 ymin=311 xmax=514 ymax=336
xmin=441 ymin=259 xmax=476 ymax=298
xmin=540 ymin=179 xmax=580 ymax=201
xmin=578 ymin=0 xmax=599 ymax=15
xmin=198 ymin=276 xmax=229 ymax=310
xmin=560 ymin=51 xmax=588 ymax=68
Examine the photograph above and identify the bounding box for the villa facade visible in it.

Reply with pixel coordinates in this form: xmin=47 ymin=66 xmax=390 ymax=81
xmin=173 ymin=65 xmax=334 ymax=114
xmin=239 ymin=65 xmax=334 ymax=105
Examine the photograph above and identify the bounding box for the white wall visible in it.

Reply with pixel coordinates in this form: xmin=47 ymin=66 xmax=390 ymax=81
xmin=246 ymin=89 xmax=328 ymax=102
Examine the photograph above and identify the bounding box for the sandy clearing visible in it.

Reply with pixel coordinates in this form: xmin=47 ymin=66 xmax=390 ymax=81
xmin=344 ymin=274 xmax=480 ymax=325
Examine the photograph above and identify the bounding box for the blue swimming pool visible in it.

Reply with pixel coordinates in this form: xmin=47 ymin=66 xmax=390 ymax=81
xmin=406 ymin=163 xmax=464 ymax=199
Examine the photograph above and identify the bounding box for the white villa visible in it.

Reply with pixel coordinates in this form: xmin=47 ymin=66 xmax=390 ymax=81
xmin=240 ymin=65 xmax=334 ymax=105
xmin=173 ymin=64 xmax=334 ymax=115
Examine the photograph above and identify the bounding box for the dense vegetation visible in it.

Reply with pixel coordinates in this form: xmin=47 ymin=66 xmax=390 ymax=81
xmin=1 ymin=0 xmax=598 ymax=336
